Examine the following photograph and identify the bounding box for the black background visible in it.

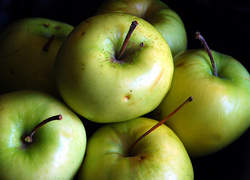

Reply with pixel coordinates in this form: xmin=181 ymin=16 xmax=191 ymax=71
xmin=0 ymin=0 xmax=249 ymax=179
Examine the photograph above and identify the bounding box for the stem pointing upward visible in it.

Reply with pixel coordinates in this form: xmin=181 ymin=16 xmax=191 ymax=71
xmin=24 ymin=114 xmax=62 ymax=143
xmin=117 ymin=21 xmax=138 ymax=60
xmin=195 ymin=32 xmax=218 ymax=76
xmin=129 ymin=96 xmax=194 ymax=155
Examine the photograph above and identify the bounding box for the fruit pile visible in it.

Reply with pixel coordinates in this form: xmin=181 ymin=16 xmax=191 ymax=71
xmin=0 ymin=0 xmax=249 ymax=179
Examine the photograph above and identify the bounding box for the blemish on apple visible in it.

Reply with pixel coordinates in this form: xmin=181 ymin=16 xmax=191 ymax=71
xmin=124 ymin=95 xmax=130 ymax=101
xmin=54 ymin=26 xmax=61 ymax=30
xmin=43 ymin=23 xmax=50 ymax=28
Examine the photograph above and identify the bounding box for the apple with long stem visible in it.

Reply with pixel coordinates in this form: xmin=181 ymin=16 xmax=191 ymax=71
xmin=0 ymin=18 xmax=74 ymax=97
xmin=152 ymin=31 xmax=250 ymax=157
xmin=0 ymin=90 xmax=87 ymax=179
xmin=96 ymin=0 xmax=187 ymax=56
xmin=76 ymin=96 xmax=194 ymax=179
xmin=55 ymin=13 xmax=173 ymax=123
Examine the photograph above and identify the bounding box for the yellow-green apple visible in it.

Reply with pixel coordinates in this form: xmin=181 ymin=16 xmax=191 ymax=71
xmin=152 ymin=32 xmax=250 ymax=157
xmin=54 ymin=13 xmax=173 ymax=123
xmin=96 ymin=0 xmax=187 ymax=56
xmin=0 ymin=18 xmax=74 ymax=97
xmin=76 ymin=96 xmax=194 ymax=179
xmin=0 ymin=90 xmax=87 ymax=179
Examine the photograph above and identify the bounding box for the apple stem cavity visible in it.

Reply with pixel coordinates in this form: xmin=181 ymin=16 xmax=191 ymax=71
xmin=129 ymin=96 xmax=194 ymax=155
xmin=116 ymin=21 xmax=138 ymax=60
xmin=43 ymin=35 xmax=55 ymax=52
xmin=24 ymin=114 xmax=62 ymax=143
xmin=195 ymin=32 xmax=218 ymax=76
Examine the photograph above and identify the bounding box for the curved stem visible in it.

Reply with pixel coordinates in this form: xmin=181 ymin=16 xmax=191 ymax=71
xmin=195 ymin=32 xmax=218 ymax=77
xmin=24 ymin=114 xmax=62 ymax=143
xmin=116 ymin=21 xmax=138 ymax=60
xmin=129 ymin=96 xmax=194 ymax=155
xmin=43 ymin=35 xmax=55 ymax=52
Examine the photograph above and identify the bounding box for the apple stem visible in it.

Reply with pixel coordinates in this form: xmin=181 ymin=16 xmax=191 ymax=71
xmin=24 ymin=114 xmax=62 ymax=143
xmin=195 ymin=32 xmax=218 ymax=76
xmin=43 ymin=35 xmax=55 ymax=52
xmin=129 ymin=96 xmax=193 ymax=155
xmin=116 ymin=21 xmax=138 ymax=60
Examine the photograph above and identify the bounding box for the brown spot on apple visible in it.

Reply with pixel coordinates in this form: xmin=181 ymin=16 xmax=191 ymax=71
xmin=139 ymin=156 xmax=145 ymax=160
xmin=43 ymin=23 xmax=50 ymax=28
xmin=54 ymin=26 xmax=61 ymax=30
xmin=175 ymin=62 xmax=184 ymax=68
xmin=124 ymin=95 xmax=130 ymax=101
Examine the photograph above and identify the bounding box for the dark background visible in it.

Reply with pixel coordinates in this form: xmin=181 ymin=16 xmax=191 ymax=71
xmin=0 ymin=0 xmax=249 ymax=179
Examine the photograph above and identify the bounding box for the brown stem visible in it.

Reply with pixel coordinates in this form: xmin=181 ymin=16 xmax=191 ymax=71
xmin=24 ymin=114 xmax=62 ymax=143
xmin=43 ymin=35 xmax=55 ymax=52
xmin=116 ymin=21 xmax=138 ymax=60
xmin=195 ymin=32 xmax=218 ymax=76
xmin=129 ymin=96 xmax=193 ymax=155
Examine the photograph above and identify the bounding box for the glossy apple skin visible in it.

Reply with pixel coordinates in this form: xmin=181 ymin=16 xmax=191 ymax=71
xmin=96 ymin=0 xmax=187 ymax=56
xmin=0 ymin=90 xmax=87 ymax=180
xmin=77 ymin=117 xmax=193 ymax=179
xmin=152 ymin=49 xmax=250 ymax=157
xmin=0 ymin=18 xmax=74 ymax=97
xmin=55 ymin=13 xmax=173 ymax=123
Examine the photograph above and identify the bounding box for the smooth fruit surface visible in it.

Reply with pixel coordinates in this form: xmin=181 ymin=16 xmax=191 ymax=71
xmin=55 ymin=13 xmax=173 ymax=123
xmin=96 ymin=0 xmax=187 ymax=56
xmin=0 ymin=90 xmax=87 ymax=179
xmin=0 ymin=18 xmax=74 ymax=96
xmin=77 ymin=117 xmax=193 ymax=180
xmin=152 ymin=49 xmax=250 ymax=157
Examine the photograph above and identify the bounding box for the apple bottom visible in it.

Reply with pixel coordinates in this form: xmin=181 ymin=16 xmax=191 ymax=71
xmin=77 ymin=117 xmax=193 ymax=179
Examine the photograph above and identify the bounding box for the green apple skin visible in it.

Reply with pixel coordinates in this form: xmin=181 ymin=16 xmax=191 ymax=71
xmin=0 ymin=18 xmax=74 ymax=97
xmin=96 ymin=0 xmax=187 ymax=56
xmin=151 ymin=49 xmax=250 ymax=157
xmin=0 ymin=90 xmax=87 ymax=180
xmin=77 ymin=117 xmax=193 ymax=180
xmin=55 ymin=13 xmax=173 ymax=123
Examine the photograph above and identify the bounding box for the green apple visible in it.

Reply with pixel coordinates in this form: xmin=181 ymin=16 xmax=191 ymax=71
xmin=0 ymin=90 xmax=87 ymax=179
xmin=55 ymin=13 xmax=173 ymax=123
xmin=0 ymin=18 xmax=74 ymax=97
xmin=152 ymin=32 xmax=250 ymax=157
xmin=96 ymin=0 xmax=187 ymax=56
xmin=77 ymin=117 xmax=193 ymax=179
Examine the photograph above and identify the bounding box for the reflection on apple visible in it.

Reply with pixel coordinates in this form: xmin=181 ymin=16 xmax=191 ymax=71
xmin=96 ymin=0 xmax=187 ymax=56
xmin=152 ymin=32 xmax=250 ymax=157
xmin=55 ymin=13 xmax=173 ymax=123
xmin=0 ymin=90 xmax=87 ymax=179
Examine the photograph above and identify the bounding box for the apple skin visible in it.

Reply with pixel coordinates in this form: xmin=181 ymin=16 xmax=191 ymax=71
xmin=55 ymin=13 xmax=173 ymax=123
xmin=0 ymin=18 xmax=74 ymax=97
xmin=76 ymin=117 xmax=193 ymax=180
xmin=151 ymin=49 xmax=250 ymax=157
xmin=0 ymin=90 xmax=87 ymax=180
xmin=96 ymin=0 xmax=187 ymax=56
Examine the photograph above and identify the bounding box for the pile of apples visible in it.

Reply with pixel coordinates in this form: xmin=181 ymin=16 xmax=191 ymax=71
xmin=0 ymin=0 xmax=249 ymax=179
